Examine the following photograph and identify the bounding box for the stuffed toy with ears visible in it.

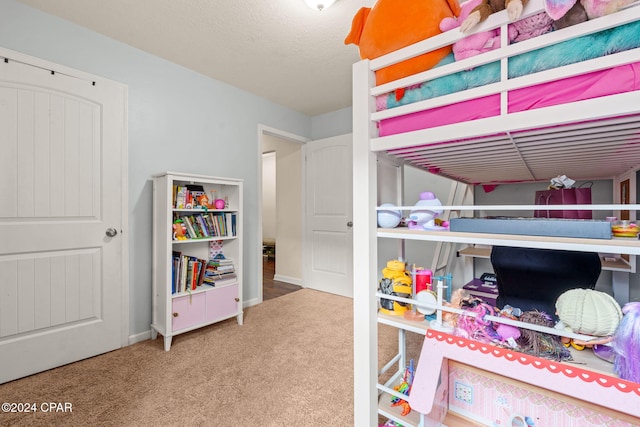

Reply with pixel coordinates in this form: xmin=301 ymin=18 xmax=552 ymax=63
xmin=546 ymin=0 xmax=638 ymax=21
xmin=460 ymin=0 xmax=528 ymax=33
xmin=345 ymin=0 xmax=461 ymax=100
xmin=440 ymin=0 xmax=502 ymax=62
xmin=440 ymin=0 xmax=553 ymax=59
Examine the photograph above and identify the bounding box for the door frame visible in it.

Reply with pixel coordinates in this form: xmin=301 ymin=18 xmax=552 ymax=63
xmin=257 ymin=124 xmax=308 ymax=303
xmin=0 ymin=47 xmax=129 ymax=349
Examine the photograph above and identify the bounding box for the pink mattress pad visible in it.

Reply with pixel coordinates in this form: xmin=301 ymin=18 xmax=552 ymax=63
xmin=378 ymin=62 xmax=640 ymax=137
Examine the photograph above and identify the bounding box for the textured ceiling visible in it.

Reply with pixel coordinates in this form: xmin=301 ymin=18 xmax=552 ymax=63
xmin=16 ymin=0 xmax=375 ymax=116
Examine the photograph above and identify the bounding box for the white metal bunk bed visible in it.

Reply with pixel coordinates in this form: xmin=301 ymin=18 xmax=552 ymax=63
xmin=352 ymin=0 xmax=640 ymax=425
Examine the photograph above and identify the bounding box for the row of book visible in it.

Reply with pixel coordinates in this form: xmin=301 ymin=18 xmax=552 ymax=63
xmin=172 ymin=252 xmax=237 ymax=294
xmin=174 ymin=212 xmax=236 ymax=240
xmin=173 ymin=184 xmax=206 ymax=209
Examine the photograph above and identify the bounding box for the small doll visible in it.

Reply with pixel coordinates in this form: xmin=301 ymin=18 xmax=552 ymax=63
xmin=612 ymin=302 xmax=640 ymax=383
xmin=494 ymin=305 xmax=522 ymax=342
xmin=442 ymin=288 xmax=467 ymax=327
xmin=455 ymin=294 xmax=501 ymax=343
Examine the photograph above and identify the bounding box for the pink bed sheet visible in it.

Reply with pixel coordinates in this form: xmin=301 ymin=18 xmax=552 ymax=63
xmin=378 ymin=62 xmax=640 ymax=137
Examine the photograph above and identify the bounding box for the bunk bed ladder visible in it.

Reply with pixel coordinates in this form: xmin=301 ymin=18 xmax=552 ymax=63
xmin=429 ymin=182 xmax=473 ymax=276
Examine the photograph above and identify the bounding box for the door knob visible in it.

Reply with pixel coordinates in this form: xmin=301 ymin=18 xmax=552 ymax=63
xmin=347 ymin=221 xmax=353 ymax=228
xmin=106 ymin=227 xmax=118 ymax=237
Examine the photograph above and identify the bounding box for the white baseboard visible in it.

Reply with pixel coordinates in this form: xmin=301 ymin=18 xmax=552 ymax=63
xmin=243 ymin=297 xmax=261 ymax=308
xmin=273 ymin=274 xmax=302 ymax=286
xmin=129 ymin=330 xmax=152 ymax=345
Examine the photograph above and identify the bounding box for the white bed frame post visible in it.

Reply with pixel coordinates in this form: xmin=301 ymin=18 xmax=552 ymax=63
xmin=353 ymin=59 xmax=379 ymax=427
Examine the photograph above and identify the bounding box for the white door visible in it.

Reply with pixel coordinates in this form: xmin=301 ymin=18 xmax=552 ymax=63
xmin=0 ymin=49 xmax=127 ymax=383
xmin=304 ymin=134 xmax=353 ymax=297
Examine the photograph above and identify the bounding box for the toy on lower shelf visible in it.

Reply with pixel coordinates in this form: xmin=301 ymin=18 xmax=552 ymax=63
xmin=379 ymin=260 xmax=412 ymax=316
xmin=390 ymin=359 xmax=415 ymax=417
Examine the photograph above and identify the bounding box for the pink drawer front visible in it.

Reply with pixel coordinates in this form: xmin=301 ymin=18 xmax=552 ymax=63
xmin=172 ymin=292 xmax=206 ymax=332
xmin=206 ymin=284 xmax=239 ymax=323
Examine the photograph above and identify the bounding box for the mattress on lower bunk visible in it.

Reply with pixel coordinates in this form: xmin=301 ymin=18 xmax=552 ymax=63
xmin=377 ymin=20 xmax=640 ymax=137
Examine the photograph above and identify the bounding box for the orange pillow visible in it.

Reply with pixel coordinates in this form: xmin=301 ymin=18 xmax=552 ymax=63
xmin=345 ymin=0 xmax=461 ymax=87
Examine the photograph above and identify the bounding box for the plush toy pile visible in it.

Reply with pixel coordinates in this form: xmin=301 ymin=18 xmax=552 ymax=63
xmin=346 ymin=0 xmax=639 ymax=95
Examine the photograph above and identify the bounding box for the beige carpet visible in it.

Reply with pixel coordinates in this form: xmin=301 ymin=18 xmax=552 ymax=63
xmin=0 ymin=288 xmax=424 ymax=426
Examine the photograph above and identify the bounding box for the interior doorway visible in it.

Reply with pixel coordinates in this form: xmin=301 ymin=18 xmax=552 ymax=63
xmin=259 ymin=126 xmax=306 ymax=301
xmin=261 ymin=151 xmax=299 ymax=300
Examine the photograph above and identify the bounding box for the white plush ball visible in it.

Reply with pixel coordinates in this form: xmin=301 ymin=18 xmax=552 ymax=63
xmin=377 ymin=203 xmax=402 ymax=228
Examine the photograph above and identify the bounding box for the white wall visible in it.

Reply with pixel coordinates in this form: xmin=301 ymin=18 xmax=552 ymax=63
xmin=0 ymin=0 xmax=325 ymax=339
xmin=262 ymin=152 xmax=277 ymax=242
xmin=262 ymin=134 xmax=303 ymax=283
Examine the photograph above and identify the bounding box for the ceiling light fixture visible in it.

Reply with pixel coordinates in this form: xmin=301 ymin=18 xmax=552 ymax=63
xmin=304 ymin=0 xmax=337 ymax=11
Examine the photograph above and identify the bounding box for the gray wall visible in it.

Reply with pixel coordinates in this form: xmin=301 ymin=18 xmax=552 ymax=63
xmin=0 ymin=0 xmax=351 ymax=340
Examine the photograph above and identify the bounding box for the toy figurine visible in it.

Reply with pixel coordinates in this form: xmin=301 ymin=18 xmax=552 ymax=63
xmin=408 ymin=191 xmax=446 ymax=230
xmin=173 ymin=220 xmax=187 ymax=240
xmin=197 ymin=193 xmax=209 ymax=208
xmin=379 ymin=260 xmax=412 ymax=316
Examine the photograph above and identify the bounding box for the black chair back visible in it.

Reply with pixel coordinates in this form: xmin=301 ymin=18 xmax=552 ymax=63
xmin=490 ymin=246 xmax=601 ymax=318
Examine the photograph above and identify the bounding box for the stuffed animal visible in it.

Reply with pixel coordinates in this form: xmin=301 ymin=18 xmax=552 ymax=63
xmin=345 ymin=0 xmax=461 ymax=96
xmin=459 ymin=0 xmax=560 ymax=41
xmin=507 ymin=10 xmax=554 ymax=41
xmin=460 ymin=0 xmax=528 ymax=33
xmin=552 ymin=1 xmax=588 ymax=30
xmin=440 ymin=0 xmax=553 ymax=61
xmin=440 ymin=0 xmax=502 ymax=62
xmin=546 ymin=0 xmax=638 ymax=21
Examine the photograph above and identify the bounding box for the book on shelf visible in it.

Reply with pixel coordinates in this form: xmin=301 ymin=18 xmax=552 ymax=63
xmin=173 ymin=184 xmax=207 ymax=209
xmin=172 ymin=251 xmax=182 ymax=294
xmin=175 ymin=186 xmax=188 ymax=209
xmin=201 ymin=259 xmax=237 ymax=287
xmin=173 ymin=212 xmax=236 ymax=240
xmin=171 ymin=254 xmax=207 ymax=294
